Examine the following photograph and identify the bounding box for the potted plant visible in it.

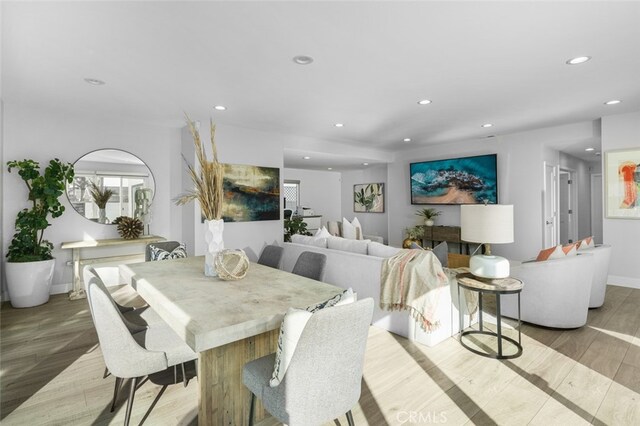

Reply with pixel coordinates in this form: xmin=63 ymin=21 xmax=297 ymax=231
xmin=88 ymin=180 xmax=113 ymax=224
xmin=5 ymin=158 xmax=74 ymax=308
xmin=415 ymin=208 xmax=441 ymax=226
xmin=403 ymin=225 xmax=425 ymax=248
xmin=284 ymin=217 xmax=312 ymax=242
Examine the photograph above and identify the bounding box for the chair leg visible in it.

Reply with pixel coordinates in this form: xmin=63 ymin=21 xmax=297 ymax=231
xmin=124 ymin=377 xmax=138 ymax=426
xmin=346 ymin=410 xmax=355 ymax=426
xmin=103 ymin=367 xmax=110 ymax=379
xmin=181 ymin=363 xmax=188 ymax=387
xmin=174 ymin=365 xmax=177 ymax=384
xmin=248 ymin=393 xmax=255 ymax=426
xmin=110 ymin=377 xmax=123 ymax=412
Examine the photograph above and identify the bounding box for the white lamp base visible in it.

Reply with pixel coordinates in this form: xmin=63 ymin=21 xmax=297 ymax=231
xmin=469 ymin=255 xmax=510 ymax=279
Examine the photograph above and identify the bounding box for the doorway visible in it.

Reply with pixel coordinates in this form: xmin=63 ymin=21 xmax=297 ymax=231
xmin=543 ymin=162 xmax=558 ymax=247
xmin=558 ymin=169 xmax=577 ymax=244
xmin=591 ymin=173 xmax=603 ymax=244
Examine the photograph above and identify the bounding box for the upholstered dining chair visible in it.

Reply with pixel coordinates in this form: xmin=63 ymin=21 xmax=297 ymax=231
xmin=242 ymin=298 xmax=374 ymax=426
xmin=291 ymin=251 xmax=327 ymax=281
xmin=257 ymin=245 xmax=284 ymax=269
xmin=145 ymin=241 xmax=182 ymax=261
xmin=86 ymin=276 xmax=197 ymax=426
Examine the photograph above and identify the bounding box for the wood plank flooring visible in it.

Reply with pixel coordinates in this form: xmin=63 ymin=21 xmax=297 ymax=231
xmin=1 ymin=284 xmax=639 ymax=425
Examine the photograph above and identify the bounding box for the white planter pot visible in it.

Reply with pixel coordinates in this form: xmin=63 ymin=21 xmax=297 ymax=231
xmin=5 ymin=259 xmax=55 ymax=308
xmin=204 ymin=219 xmax=225 ymax=277
xmin=424 ymin=219 xmax=435 ymax=226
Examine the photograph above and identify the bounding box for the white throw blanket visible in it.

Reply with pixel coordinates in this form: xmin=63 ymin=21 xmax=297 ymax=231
xmin=380 ymin=249 xmax=449 ymax=332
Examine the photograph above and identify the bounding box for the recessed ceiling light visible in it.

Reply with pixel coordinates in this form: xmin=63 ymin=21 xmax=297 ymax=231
xmin=334 ymin=123 xmax=344 ymax=128
xmin=604 ymin=100 xmax=621 ymax=105
xmin=362 ymin=162 xmax=369 ymax=166
xmin=417 ymin=99 xmax=432 ymax=105
xmin=327 ymin=167 xmax=333 ymax=170
xmin=84 ymin=78 xmax=105 ymax=85
xmin=293 ymin=55 xmax=314 ymax=65
xmin=585 ymin=147 xmax=595 ymax=152
xmin=403 ymin=138 xmax=411 ymax=142
xmin=214 ymin=105 xmax=227 ymax=111
xmin=596 ymin=152 xmax=601 ymax=156
xmin=302 ymin=156 xmax=311 ymax=160
xmin=566 ymin=56 xmax=591 ymax=65
xmin=481 ymin=123 xmax=493 ymax=128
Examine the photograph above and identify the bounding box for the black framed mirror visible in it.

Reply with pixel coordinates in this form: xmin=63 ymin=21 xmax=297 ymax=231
xmin=66 ymin=149 xmax=155 ymax=225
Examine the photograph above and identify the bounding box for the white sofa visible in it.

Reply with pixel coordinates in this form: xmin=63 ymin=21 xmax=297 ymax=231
xmin=501 ymin=253 xmax=595 ymax=328
xmin=583 ymin=245 xmax=612 ymax=308
xmin=282 ymin=236 xmax=476 ymax=347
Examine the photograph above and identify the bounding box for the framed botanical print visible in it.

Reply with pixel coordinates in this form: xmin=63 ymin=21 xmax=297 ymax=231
xmin=354 ymin=183 xmax=384 ymax=213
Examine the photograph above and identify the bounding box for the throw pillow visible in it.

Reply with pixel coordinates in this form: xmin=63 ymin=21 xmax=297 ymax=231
xmin=536 ymin=245 xmax=564 ymax=261
xmin=562 ymin=243 xmax=577 ymax=256
xmin=409 ymin=241 xmax=448 ymax=267
xmin=314 ymin=226 xmax=332 ymax=239
xmin=351 ymin=217 xmax=364 ymax=240
xmin=342 ymin=217 xmax=357 ymax=240
xmin=577 ymin=236 xmax=595 ymax=251
xmin=327 ymin=237 xmax=370 ymax=254
xmin=270 ymin=288 xmax=355 ymax=387
xmin=327 ymin=221 xmax=341 ymax=237
xmin=149 ymin=243 xmax=187 ymax=261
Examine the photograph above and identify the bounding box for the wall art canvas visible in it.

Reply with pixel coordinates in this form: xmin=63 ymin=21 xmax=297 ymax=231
xmin=410 ymin=154 xmax=498 ymax=205
xmin=354 ymin=183 xmax=385 ymax=213
xmin=221 ymin=164 xmax=280 ymax=222
xmin=605 ymin=148 xmax=640 ymax=219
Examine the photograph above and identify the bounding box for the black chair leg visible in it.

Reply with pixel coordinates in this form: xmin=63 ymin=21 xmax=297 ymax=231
xmin=248 ymin=393 xmax=255 ymax=426
xmin=346 ymin=410 xmax=355 ymax=426
xmin=111 ymin=377 xmax=122 ymax=412
xmin=124 ymin=377 xmax=138 ymax=426
xmin=103 ymin=367 xmax=110 ymax=379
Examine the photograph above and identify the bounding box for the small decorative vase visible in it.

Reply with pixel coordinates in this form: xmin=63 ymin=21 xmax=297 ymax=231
xmin=424 ymin=219 xmax=434 ymax=226
xmin=204 ymin=219 xmax=225 ymax=277
xmin=98 ymin=208 xmax=106 ymax=224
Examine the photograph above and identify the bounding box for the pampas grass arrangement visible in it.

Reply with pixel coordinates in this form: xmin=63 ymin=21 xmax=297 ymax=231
xmin=175 ymin=115 xmax=224 ymax=220
xmin=88 ymin=181 xmax=113 ymax=208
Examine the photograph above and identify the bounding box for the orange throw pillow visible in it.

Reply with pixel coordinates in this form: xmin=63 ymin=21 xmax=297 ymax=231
xmin=576 ymin=236 xmax=594 ymax=251
xmin=536 ymin=245 xmax=564 ymax=261
xmin=562 ymin=243 xmax=577 ymax=256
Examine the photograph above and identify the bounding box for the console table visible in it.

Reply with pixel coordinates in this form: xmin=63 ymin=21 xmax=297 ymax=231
xmin=61 ymin=235 xmax=165 ymax=300
xmin=423 ymin=225 xmax=470 ymax=254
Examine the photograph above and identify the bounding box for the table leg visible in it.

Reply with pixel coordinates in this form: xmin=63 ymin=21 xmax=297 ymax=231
xmin=478 ymin=292 xmax=484 ymax=331
xmin=198 ymin=329 xmax=279 ymax=426
xmin=68 ymin=248 xmax=86 ymax=300
xmin=457 ymin=283 xmax=463 ymax=338
xmin=496 ymin=294 xmax=503 ymax=357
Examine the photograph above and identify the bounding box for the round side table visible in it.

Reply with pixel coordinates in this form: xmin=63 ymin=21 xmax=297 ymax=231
xmin=457 ymin=272 xmax=524 ymax=360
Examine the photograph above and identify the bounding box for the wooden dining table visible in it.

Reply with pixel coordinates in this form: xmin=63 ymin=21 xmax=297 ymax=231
xmin=119 ymin=255 xmax=343 ymax=426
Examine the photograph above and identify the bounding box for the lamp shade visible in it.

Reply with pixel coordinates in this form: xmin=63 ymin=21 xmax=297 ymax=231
xmin=461 ymin=204 xmax=514 ymax=244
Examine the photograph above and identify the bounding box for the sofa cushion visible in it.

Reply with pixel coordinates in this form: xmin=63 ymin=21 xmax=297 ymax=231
xmin=290 ymin=234 xmax=328 ymax=248
xmin=368 ymin=242 xmax=402 ymax=258
xmin=327 ymin=236 xmax=370 ymax=254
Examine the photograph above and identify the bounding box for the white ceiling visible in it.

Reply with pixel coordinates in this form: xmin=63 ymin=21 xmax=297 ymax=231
xmin=4 ymin=1 xmax=640 ymax=168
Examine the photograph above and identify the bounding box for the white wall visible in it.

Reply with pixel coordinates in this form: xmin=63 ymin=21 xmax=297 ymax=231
xmin=283 ymin=168 xmax=342 ymax=224
xmin=601 ymin=110 xmax=640 ymax=287
xmin=2 ymin=103 xmax=181 ymax=298
xmin=341 ymin=165 xmax=389 ymax=243
xmin=387 ymin=122 xmax=599 ymax=261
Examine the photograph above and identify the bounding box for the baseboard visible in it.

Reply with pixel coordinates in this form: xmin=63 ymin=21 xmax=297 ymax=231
xmin=608 ymin=275 xmax=640 ymax=289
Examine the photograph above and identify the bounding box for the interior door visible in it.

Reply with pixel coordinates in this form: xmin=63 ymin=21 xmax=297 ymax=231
xmin=544 ymin=162 xmax=558 ymax=247
xmin=558 ymin=171 xmax=575 ymax=243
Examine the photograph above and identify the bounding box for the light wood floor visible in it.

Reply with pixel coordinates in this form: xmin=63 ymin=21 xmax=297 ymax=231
xmin=2 ymin=284 xmax=640 ymax=425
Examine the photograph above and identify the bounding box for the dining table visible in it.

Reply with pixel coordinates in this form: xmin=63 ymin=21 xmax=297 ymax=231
xmin=119 ymin=255 xmax=343 ymax=426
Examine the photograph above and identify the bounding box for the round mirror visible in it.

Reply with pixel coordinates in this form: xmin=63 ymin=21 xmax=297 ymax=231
xmin=66 ymin=149 xmax=155 ymax=225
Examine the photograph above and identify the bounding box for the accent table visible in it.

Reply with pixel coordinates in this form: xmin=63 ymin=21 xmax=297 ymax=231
xmin=457 ymin=272 xmax=523 ymax=359
xmin=61 ymin=235 xmax=165 ymax=300
xmin=119 ymin=256 xmax=343 ymax=425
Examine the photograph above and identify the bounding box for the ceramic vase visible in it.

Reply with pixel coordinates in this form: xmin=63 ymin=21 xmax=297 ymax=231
xmin=204 ymin=219 xmax=225 ymax=277
xmin=424 ymin=219 xmax=434 ymax=226
xmin=98 ymin=208 xmax=107 ymax=224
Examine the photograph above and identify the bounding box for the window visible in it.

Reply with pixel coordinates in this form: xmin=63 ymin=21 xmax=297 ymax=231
xmin=284 ymin=180 xmax=300 ymax=211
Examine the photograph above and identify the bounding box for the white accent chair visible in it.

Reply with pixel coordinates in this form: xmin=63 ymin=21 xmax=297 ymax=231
xmin=582 ymin=245 xmax=612 ymax=308
xmin=501 ymin=253 xmax=595 ymax=328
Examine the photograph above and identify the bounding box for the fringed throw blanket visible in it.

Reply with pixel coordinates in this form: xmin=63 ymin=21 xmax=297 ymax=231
xmin=380 ymin=249 xmax=449 ymax=332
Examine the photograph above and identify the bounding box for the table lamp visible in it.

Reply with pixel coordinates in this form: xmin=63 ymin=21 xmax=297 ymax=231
xmin=461 ymin=204 xmax=514 ymax=279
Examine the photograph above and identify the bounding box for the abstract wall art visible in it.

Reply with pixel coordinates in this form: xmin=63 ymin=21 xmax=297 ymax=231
xmin=605 ymin=148 xmax=640 ymax=219
xmin=354 ymin=183 xmax=385 ymax=213
xmin=221 ymin=164 xmax=280 ymax=222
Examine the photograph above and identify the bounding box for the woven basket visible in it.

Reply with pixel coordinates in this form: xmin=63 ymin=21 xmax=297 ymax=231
xmin=214 ymin=249 xmax=250 ymax=281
